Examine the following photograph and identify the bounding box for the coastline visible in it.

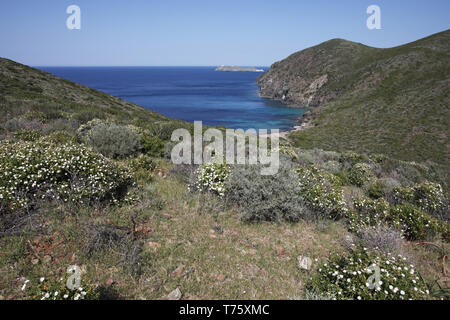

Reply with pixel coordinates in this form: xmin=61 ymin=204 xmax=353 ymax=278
xmin=279 ymin=113 xmax=313 ymax=139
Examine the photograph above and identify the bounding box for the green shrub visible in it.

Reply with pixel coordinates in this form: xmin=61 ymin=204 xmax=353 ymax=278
xmin=393 ymin=181 xmax=445 ymax=214
xmin=149 ymin=122 xmax=189 ymax=141
xmin=42 ymin=118 xmax=79 ymax=135
xmin=308 ymin=248 xmax=429 ymax=300
xmin=413 ymin=182 xmax=445 ymax=213
xmin=348 ymin=163 xmax=374 ymax=187
xmin=85 ymin=122 xmax=142 ymax=159
xmin=295 ymin=165 xmax=348 ymax=219
xmin=190 ymin=163 xmax=230 ymax=197
xmin=0 ymin=139 xmax=135 ymax=210
xmin=41 ymin=131 xmax=77 ymax=144
xmin=341 ymin=152 xmax=369 ymax=167
xmin=225 ymin=165 xmax=307 ymax=222
xmin=23 ymin=110 xmax=46 ymax=123
xmin=389 ymin=204 xmax=445 ymax=240
xmin=367 ymin=181 xmax=386 ymax=199
xmin=333 ymin=170 xmax=350 ymax=185
xmin=14 ymin=130 xmax=41 ymax=142
xmin=128 ymin=154 xmax=156 ymax=182
xmin=141 ymin=132 xmax=165 ymax=157
xmin=347 ymin=197 xmax=390 ymax=233
xmin=73 ymin=110 xmax=106 ymax=124
xmin=128 ymin=154 xmax=155 ymax=172
xmin=278 ymin=146 xmax=299 ymax=160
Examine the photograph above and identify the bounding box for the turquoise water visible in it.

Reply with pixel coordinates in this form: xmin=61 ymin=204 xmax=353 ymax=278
xmin=39 ymin=66 xmax=306 ymax=130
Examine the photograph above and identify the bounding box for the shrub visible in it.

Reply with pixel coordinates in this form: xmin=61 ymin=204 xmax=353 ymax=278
xmin=358 ymin=225 xmax=404 ymax=255
xmin=392 ymin=181 xmax=445 ymax=214
xmin=347 ymin=197 xmax=390 ymax=233
xmin=333 ymin=170 xmax=350 ymax=185
xmin=23 ymin=276 xmax=98 ymax=300
xmin=225 ymin=165 xmax=307 ymax=222
xmin=278 ymin=146 xmax=299 ymax=160
xmin=42 ymin=118 xmax=79 ymax=135
xmin=0 ymin=139 xmax=135 ymax=210
xmin=367 ymin=181 xmax=386 ymax=199
xmin=348 ymin=163 xmax=374 ymax=187
xmin=321 ymin=160 xmax=341 ymax=173
xmin=149 ymin=122 xmax=189 ymax=141
xmin=341 ymin=152 xmax=370 ymax=167
xmin=14 ymin=130 xmax=42 ymax=142
xmin=308 ymin=248 xmax=429 ymax=300
xmin=389 ymin=204 xmax=445 ymax=241
xmin=128 ymin=154 xmax=155 ymax=173
xmin=41 ymin=131 xmax=77 ymax=144
xmin=73 ymin=110 xmax=106 ymax=124
xmin=85 ymin=122 xmax=142 ymax=158
xmin=378 ymin=177 xmax=401 ymax=191
xmin=141 ymin=132 xmax=165 ymax=157
xmin=127 ymin=154 xmax=156 ymax=182
xmin=190 ymin=163 xmax=230 ymax=197
xmin=413 ymin=182 xmax=445 ymax=213
xmin=297 ymin=149 xmax=340 ymax=167
xmin=295 ymin=165 xmax=348 ymax=219
xmin=23 ymin=111 xmax=46 ymax=122
xmin=4 ymin=118 xmax=27 ymax=132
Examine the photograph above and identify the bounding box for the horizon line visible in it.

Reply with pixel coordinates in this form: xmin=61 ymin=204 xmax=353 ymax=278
xmin=33 ymin=65 xmax=270 ymax=68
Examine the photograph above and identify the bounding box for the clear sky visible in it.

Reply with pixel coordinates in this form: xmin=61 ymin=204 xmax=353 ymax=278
xmin=0 ymin=0 xmax=449 ymax=66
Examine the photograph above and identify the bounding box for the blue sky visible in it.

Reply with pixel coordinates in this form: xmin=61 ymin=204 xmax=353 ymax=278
xmin=0 ymin=0 xmax=448 ymax=66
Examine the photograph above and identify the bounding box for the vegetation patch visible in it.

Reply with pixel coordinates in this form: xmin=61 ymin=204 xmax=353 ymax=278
xmin=308 ymin=248 xmax=429 ymax=300
xmin=0 ymin=139 xmax=135 ymax=210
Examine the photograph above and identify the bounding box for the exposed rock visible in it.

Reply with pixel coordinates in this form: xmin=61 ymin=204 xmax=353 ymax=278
xmin=167 ymin=288 xmax=182 ymax=300
xmin=297 ymin=256 xmax=312 ymax=270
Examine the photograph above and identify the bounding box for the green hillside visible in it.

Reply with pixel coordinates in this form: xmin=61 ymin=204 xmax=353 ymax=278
xmin=257 ymin=30 xmax=450 ymax=166
xmin=0 ymin=58 xmax=191 ymax=138
xmin=0 ymin=56 xmax=448 ymax=301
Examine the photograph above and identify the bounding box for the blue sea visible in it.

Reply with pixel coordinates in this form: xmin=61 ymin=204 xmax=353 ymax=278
xmin=38 ymin=67 xmax=306 ymax=130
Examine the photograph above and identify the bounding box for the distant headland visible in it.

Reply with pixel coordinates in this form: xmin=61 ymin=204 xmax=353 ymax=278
xmin=215 ymin=65 xmax=264 ymax=72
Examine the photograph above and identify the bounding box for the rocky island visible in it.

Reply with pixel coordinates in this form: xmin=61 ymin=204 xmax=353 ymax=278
xmin=215 ymin=65 xmax=264 ymax=72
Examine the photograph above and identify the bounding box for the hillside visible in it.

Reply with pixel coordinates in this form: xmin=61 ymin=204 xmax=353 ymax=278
xmin=0 ymin=58 xmax=190 ymax=137
xmin=257 ymin=30 xmax=450 ymax=166
xmin=0 ymin=58 xmax=448 ymax=301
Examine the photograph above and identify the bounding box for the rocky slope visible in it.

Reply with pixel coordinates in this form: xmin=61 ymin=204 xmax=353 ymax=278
xmin=257 ymin=30 xmax=450 ymax=165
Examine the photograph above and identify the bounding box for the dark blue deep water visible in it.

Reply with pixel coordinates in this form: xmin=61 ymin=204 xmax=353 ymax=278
xmin=38 ymin=67 xmax=306 ymax=130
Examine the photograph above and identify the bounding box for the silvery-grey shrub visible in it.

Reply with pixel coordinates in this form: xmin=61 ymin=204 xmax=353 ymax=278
xmin=4 ymin=118 xmax=27 ymax=132
xmin=86 ymin=122 xmax=141 ymax=158
xmin=225 ymin=164 xmax=308 ymax=222
xmin=358 ymin=225 xmax=404 ymax=255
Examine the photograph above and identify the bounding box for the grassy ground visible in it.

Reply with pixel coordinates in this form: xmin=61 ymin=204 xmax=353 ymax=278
xmin=0 ymin=160 xmax=447 ymax=300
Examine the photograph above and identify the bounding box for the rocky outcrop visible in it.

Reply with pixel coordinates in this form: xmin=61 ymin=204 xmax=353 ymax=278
xmin=256 ymin=38 xmax=365 ymax=108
